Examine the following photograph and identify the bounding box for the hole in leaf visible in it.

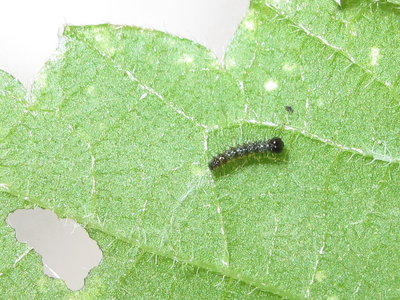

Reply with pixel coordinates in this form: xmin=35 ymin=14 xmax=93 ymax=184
xmin=6 ymin=208 xmax=102 ymax=291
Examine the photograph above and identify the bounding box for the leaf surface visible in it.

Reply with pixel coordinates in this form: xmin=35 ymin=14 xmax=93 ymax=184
xmin=1 ymin=1 xmax=399 ymax=299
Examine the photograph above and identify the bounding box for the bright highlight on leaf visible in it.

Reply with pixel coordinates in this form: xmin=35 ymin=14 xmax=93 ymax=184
xmin=264 ymin=80 xmax=278 ymax=91
xmin=1 ymin=0 xmax=399 ymax=298
xmin=370 ymin=47 xmax=380 ymax=66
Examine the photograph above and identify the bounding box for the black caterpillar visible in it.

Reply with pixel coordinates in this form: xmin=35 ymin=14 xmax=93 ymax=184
xmin=208 ymin=137 xmax=284 ymax=170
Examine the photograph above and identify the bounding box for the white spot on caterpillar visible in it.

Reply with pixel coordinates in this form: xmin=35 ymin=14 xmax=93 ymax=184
xmin=264 ymin=80 xmax=278 ymax=91
xmin=370 ymin=47 xmax=380 ymax=66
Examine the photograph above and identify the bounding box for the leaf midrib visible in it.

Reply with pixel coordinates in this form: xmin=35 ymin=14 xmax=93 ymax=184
xmin=68 ymin=24 xmax=399 ymax=164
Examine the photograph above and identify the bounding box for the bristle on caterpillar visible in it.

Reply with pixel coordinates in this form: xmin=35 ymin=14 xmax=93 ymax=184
xmin=208 ymin=137 xmax=284 ymax=170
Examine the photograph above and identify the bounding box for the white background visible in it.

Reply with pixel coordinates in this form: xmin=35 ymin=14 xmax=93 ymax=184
xmin=0 ymin=0 xmax=249 ymax=88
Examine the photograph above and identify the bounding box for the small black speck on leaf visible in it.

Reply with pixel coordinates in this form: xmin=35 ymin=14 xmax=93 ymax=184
xmin=285 ymin=106 xmax=294 ymax=113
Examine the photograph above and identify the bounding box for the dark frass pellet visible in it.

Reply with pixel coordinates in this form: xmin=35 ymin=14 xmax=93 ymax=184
xmin=208 ymin=137 xmax=284 ymax=170
xmin=285 ymin=106 xmax=294 ymax=113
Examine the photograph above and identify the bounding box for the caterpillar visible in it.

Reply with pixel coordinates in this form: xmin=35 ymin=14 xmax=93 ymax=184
xmin=208 ymin=137 xmax=284 ymax=170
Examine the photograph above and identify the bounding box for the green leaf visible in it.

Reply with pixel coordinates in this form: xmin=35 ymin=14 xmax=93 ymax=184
xmin=2 ymin=194 xmax=279 ymax=299
xmin=262 ymin=0 xmax=400 ymax=90
xmin=1 ymin=0 xmax=399 ymax=298
xmin=385 ymin=0 xmax=400 ymax=6
xmin=0 ymin=70 xmax=26 ymax=139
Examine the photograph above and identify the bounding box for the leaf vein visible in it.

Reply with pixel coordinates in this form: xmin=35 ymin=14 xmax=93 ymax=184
xmin=264 ymin=3 xmax=398 ymax=95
